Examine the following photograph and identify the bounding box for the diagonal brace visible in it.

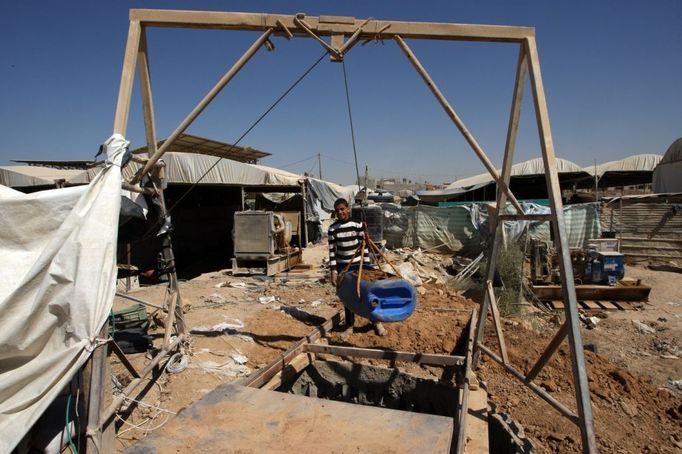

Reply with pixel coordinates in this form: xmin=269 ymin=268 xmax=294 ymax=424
xmin=394 ymin=35 xmax=524 ymax=214
xmin=130 ymin=28 xmax=274 ymax=184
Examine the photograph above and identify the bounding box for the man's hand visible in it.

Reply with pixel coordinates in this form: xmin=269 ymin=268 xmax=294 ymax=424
xmin=330 ymin=271 xmax=338 ymax=287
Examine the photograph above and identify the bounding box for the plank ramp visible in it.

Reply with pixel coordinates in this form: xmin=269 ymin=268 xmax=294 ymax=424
xmin=125 ymin=383 xmax=454 ymax=453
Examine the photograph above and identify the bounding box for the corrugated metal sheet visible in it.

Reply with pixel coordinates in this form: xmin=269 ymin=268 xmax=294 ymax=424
xmin=600 ymin=200 xmax=682 ymax=262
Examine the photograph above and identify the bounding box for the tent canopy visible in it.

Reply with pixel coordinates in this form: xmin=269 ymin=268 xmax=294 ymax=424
xmin=417 ymin=157 xmax=588 ymax=203
xmin=653 ymin=138 xmax=682 ymax=193
xmin=583 ymin=154 xmax=662 ymax=188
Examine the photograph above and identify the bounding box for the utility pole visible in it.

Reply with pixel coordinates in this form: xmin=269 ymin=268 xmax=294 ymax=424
xmin=364 ymin=164 xmax=369 ymax=189
xmin=318 ymin=153 xmax=322 ymax=180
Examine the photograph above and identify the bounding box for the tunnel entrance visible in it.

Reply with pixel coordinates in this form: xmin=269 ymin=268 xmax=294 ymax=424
xmin=277 ymin=359 xmax=460 ymax=417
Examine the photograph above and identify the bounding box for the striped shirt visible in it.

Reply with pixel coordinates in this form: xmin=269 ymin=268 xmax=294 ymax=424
xmin=328 ymin=219 xmax=371 ymax=270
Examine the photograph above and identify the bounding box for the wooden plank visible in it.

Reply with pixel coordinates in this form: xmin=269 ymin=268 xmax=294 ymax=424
xmin=263 ymin=353 xmax=312 ymax=390
xmin=581 ymin=301 xmax=602 ymax=310
xmin=485 ymin=280 xmax=509 ymax=364
xmin=137 ymin=27 xmax=157 ymax=155
xmin=532 ymin=284 xmax=651 ymax=302
xmin=128 ymin=384 xmax=454 ymax=453
xmin=597 ymin=301 xmax=618 ymax=310
xmin=303 ymin=343 xmax=465 ymax=367
xmin=551 ymin=300 xmax=565 ymax=310
xmin=130 ymin=9 xmax=534 ymax=42
xmin=464 ymin=388 xmax=489 ymax=454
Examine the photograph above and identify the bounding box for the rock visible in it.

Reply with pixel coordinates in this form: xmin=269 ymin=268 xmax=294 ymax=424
xmin=619 ymin=400 xmax=638 ymax=417
xmin=632 ymin=319 xmax=656 ymax=334
xmin=540 ymin=380 xmax=558 ymax=392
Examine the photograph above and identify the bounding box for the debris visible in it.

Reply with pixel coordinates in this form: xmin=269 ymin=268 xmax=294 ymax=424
xmin=258 ymin=296 xmax=277 ymax=305
xmin=632 ymin=319 xmax=656 ymax=334
xmin=310 ymin=300 xmax=324 ymax=307
xmin=669 ymin=379 xmax=682 ymax=390
xmin=280 ymin=306 xmax=325 ymax=324
xmin=660 ymin=354 xmax=679 ymax=360
xmin=214 ymin=282 xmax=228 ymax=288
xmin=231 ymin=354 xmax=249 ymax=365
xmin=205 ymin=293 xmax=228 ymax=305
xmin=191 ymin=319 xmax=244 ymax=335
xmin=398 ymin=261 xmax=423 ymax=286
xmin=188 ymin=359 xmax=250 ymax=377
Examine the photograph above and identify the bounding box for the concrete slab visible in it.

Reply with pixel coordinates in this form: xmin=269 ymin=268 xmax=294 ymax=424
xmin=126 ymin=383 xmax=454 ymax=453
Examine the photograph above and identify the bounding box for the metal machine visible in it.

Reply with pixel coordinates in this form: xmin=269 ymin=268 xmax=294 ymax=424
xmin=232 ymin=211 xmax=302 ymax=275
xmin=531 ymin=238 xmax=625 ymax=285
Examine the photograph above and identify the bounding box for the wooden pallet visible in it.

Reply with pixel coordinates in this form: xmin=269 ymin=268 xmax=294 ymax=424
xmin=543 ymin=300 xmax=644 ymax=311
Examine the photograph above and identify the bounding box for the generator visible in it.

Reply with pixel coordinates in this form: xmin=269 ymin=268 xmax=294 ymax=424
xmin=232 ymin=211 xmax=302 ymax=275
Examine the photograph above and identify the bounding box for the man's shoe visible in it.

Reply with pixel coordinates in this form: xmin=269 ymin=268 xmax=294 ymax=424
xmin=340 ymin=325 xmax=354 ymax=339
xmin=374 ymin=322 xmax=387 ymax=337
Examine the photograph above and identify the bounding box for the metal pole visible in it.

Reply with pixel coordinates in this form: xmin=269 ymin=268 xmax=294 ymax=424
xmin=394 ymin=35 xmax=524 ymax=214
xmin=131 ymin=28 xmax=274 ymax=184
xmin=318 ymin=153 xmax=322 ymax=180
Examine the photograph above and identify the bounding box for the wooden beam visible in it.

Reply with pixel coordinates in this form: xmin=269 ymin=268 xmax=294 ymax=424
xmin=129 ymin=9 xmax=534 ymax=43
xmin=531 ymin=284 xmax=651 ymax=302
xmin=113 ymin=20 xmax=141 ymax=135
xmin=303 ymin=343 xmax=465 ymax=366
xmin=477 ymin=343 xmax=580 ymax=425
xmin=454 ymin=309 xmax=477 ymax=454
xmin=525 ymin=322 xmax=568 ymax=381
xmin=137 ymin=26 xmax=158 ymax=156
xmin=525 ymin=35 xmax=597 ymax=453
xmin=485 ymin=280 xmax=509 ymax=364
xmin=473 ymin=48 xmax=527 ymax=369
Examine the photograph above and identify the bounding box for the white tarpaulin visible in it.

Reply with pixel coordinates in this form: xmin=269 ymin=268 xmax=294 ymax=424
xmin=0 ymin=134 xmax=126 ymax=452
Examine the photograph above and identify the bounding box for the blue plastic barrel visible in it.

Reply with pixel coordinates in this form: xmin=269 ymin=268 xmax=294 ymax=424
xmin=336 ymin=267 xmax=416 ymax=322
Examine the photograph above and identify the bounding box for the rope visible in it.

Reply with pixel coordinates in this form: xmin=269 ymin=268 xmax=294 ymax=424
xmin=125 ymin=50 xmax=329 ymax=247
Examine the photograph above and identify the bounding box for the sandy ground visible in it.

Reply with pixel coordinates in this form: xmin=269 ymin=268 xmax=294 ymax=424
xmin=111 ymin=242 xmax=682 ymax=453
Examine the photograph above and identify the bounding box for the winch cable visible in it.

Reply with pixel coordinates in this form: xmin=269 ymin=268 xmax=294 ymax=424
xmin=127 ymin=50 xmax=329 ymax=246
xmin=341 ymin=59 xmax=401 ymax=279
xmin=165 ymin=50 xmax=329 ymax=216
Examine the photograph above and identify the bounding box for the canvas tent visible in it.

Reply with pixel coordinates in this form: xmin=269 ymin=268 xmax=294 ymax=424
xmin=653 ymin=138 xmax=682 ymax=193
xmin=0 ymin=135 xmax=126 ymax=452
xmin=584 ymin=153 xmax=662 ymax=188
xmin=0 ymin=165 xmax=91 ymax=190
xmin=417 ymin=157 xmax=589 ymax=204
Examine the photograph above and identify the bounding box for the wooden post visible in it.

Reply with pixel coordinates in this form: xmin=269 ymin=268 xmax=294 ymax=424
xmin=525 ymin=35 xmax=597 ymax=453
xmin=113 ymin=21 xmax=141 ymax=136
xmin=473 ymin=46 xmax=527 ymax=367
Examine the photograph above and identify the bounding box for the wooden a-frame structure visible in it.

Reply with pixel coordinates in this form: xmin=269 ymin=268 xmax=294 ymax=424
xmin=101 ymin=9 xmax=597 ymax=453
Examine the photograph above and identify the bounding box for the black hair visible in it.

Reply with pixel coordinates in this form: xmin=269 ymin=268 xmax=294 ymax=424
xmin=334 ymin=198 xmax=349 ymax=209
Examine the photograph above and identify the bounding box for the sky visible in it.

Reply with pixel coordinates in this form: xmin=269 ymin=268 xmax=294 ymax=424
xmin=1 ymin=1 xmax=680 ymax=186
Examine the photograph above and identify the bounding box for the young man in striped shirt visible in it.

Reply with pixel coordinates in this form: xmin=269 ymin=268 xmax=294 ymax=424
xmin=328 ymin=198 xmax=386 ymax=337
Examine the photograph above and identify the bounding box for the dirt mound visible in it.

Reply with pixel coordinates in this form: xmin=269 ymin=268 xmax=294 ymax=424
xmin=479 ymin=324 xmax=682 ymax=453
